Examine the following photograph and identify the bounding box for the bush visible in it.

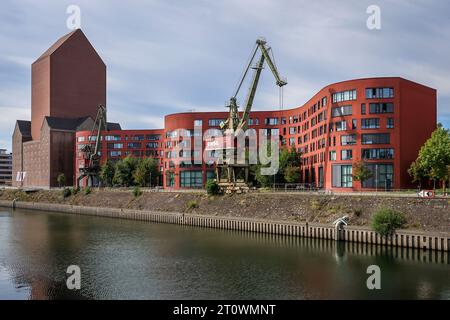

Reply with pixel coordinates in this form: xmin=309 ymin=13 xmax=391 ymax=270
xmin=70 ymin=187 xmax=79 ymax=195
xmin=133 ymin=186 xmax=143 ymax=197
xmin=371 ymin=208 xmax=406 ymax=237
xmin=62 ymin=188 xmax=71 ymax=198
xmin=206 ymin=180 xmax=220 ymax=195
xmin=84 ymin=186 xmax=91 ymax=195
xmin=186 ymin=200 xmax=199 ymax=210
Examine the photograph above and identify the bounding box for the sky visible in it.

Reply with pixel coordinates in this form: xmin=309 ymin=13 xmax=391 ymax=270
xmin=0 ymin=0 xmax=449 ymax=150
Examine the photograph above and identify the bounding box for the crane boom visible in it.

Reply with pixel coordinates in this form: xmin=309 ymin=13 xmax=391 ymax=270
xmin=257 ymin=38 xmax=287 ymax=87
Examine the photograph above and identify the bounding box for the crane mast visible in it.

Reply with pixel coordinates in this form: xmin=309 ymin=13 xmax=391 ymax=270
xmin=216 ymin=38 xmax=287 ymax=193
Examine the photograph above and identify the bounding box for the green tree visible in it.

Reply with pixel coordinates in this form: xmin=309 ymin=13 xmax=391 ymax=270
xmin=408 ymin=160 xmax=427 ymax=189
xmin=57 ymin=173 xmax=66 ymax=188
xmin=100 ymin=160 xmax=115 ymax=187
xmin=410 ymin=125 xmax=450 ymax=192
xmin=133 ymin=158 xmax=160 ymax=187
xmin=255 ymin=145 xmax=302 ymax=187
xmin=352 ymin=161 xmax=373 ymax=186
xmin=284 ymin=165 xmax=301 ymax=183
xmin=371 ymin=208 xmax=406 ymax=237
xmin=113 ymin=156 xmax=139 ymax=187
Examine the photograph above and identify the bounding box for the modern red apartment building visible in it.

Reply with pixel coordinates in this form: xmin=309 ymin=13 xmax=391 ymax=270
xmin=76 ymin=77 xmax=436 ymax=191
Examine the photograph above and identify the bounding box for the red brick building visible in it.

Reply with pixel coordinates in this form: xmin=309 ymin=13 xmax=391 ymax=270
xmin=12 ymin=29 xmax=119 ymax=188
xmin=76 ymin=77 xmax=436 ymax=191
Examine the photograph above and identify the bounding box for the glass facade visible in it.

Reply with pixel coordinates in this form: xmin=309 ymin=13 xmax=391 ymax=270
xmin=332 ymin=165 xmax=353 ymax=188
xmin=331 ymin=105 xmax=352 ymax=117
xmin=366 ymin=87 xmax=394 ymax=99
xmin=362 ymin=133 xmax=390 ymax=145
xmin=362 ymin=164 xmax=394 ymax=189
xmin=180 ymin=171 xmax=203 ymax=188
xmin=332 ymin=90 xmax=357 ymax=103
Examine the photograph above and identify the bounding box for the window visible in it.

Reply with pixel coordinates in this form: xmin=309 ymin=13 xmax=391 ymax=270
xmin=362 ymin=164 xmax=394 ymax=189
xmin=132 ymin=135 xmax=145 ymax=141
xmin=332 ymin=90 xmax=357 ymax=103
xmin=146 ymin=134 xmax=161 ymax=141
xmin=208 ymin=119 xmax=225 ymax=127
xmin=352 ymin=119 xmax=357 ymax=130
xmin=361 ymin=103 xmax=366 ymax=115
xmin=194 ymin=120 xmax=203 ymax=126
xmin=322 ymin=96 xmax=327 ymax=106
xmin=289 ymin=127 xmax=296 ymax=135
xmin=248 ymin=118 xmax=259 ymax=125
xmin=109 ymin=151 xmax=122 ymax=157
xmin=146 ymin=142 xmax=158 ymax=148
xmin=331 ymin=105 xmax=352 ymax=117
xmin=341 ymin=134 xmax=356 ymax=146
xmin=261 ymin=128 xmax=279 ymax=136
xmin=180 ymin=171 xmax=203 ymax=188
xmin=387 ymin=118 xmax=394 ymax=129
xmin=289 ymin=137 xmax=295 ymax=146
xmin=362 ymin=133 xmax=390 ymax=144
xmin=341 ymin=149 xmax=353 ymax=160
xmin=105 ymin=135 xmax=121 ymax=141
xmin=369 ymin=103 xmax=394 ymax=114
xmin=329 ymin=151 xmax=336 ymax=161
xmin=77 ymin=136 xmax=85 ymax=142
xmin=366 ymin=87 xmax=394 ymax=99
xmin=265 ymin=118 xmax=279 ymax=125
xmin=332 ymin=165 xmax=353 ymax=188
xmin=361 ymin=118 xmax=380 ymax=129
xmin=362 ymin=148 xmax=394 ymax=159
xmin=281 ymin=117 xmax=287 ymax=124
xmin=127 ymin=142 xmax=141 ymax=149
xmin=107 ymin=143 xmax=123 ymax=149
xmin=335 ymin=121 xmax=347 ymax=131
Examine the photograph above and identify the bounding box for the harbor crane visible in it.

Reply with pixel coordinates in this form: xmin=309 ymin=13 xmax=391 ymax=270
xmin=77 ymin=104 xmax=108 ymax=188
xmin=215 ymin=38 xmax=287 ymax=192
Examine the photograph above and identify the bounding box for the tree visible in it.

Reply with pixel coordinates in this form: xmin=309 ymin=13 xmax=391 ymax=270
xmin=100 ymin=160 xmax=115 ymax=187
xmin=284 ymin=165 xmax=301 ymax=183
xmin=133 ymin=158 xmax=160 ymax=187
xmin=57 ymin=173 xmax=66 ymax=188
xmin=113 ymin=156 xmax=139 ymax=187
xmin=410 ymin=125 xmax=450 ymax=192
xmin=353 ymin=161 xmax=373 ymax=186
xmin=408 ymin=160 xmax=427 ymax=189
xmin=371 ymin=208 xmax=406 ymax=237
xmin=255 ymin=145 xmax=302 ymax=187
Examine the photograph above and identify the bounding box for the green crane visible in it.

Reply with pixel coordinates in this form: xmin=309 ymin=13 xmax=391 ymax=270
xmin=216 ymin=38 xmax=287 ymax=192
xmin=221 ymin=38 xmax=287 ymax=133
xmin=77 ymin=104 xmax=108 ymax=187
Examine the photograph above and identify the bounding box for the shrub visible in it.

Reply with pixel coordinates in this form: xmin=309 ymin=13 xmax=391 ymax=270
xmin=371 ymin=208 xmax=406 ymax=237
xmin=186 ymin=200 xmax=199 ymax=210
xmin=62 ymin=188 xmax=71 ymax=198
xmin=70 ymin=187 xmax=79 ymax=195
xmin=206 ymin=180 xmax=220 ymax=195
xmin=84 ymin=186 xmax=91 ymax=195
xmin=133 ymin=186 xmax=143 ymax=197
xmin=57 ymin=173 xmax=66 ymax=188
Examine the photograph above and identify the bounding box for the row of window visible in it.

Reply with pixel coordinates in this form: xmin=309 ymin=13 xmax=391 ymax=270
xmin=330 ymin=148 xmax=394 ymax=161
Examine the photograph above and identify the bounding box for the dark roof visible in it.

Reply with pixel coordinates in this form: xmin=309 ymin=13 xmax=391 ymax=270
xmin=45 ymin=116 xmax=90 ymax=131
xmin=107 ymin=122 xmax=121 ymax=130
xmin=44 ymin=116 xmax=121 ymax=131
xmin=16 ymin=120 xmax=31 ymax=137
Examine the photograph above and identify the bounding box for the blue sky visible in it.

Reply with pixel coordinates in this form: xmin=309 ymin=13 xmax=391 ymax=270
xmin=0 ymin=0 xmax=449 ymax=150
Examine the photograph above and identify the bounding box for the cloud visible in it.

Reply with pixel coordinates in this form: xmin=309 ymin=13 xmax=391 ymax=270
xmin=0 ymin=0 xmax=449 ymax=152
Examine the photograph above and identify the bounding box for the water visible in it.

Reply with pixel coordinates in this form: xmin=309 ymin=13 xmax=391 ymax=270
xmin=0 ymin=208 xmax=448 ymax=300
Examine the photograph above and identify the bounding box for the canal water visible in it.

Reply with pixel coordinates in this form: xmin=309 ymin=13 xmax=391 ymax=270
xmin=0 ymin=208 xmax=449 ymax=300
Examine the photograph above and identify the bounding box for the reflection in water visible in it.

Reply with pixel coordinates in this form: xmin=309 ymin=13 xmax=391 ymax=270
xmin=0 ymin=208 xmax=448 ymax=300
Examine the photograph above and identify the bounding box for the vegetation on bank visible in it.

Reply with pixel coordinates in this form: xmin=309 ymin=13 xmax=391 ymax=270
xmin=409 ymin=125 xmax=450 ymax=192
xmin=100 ymin=156 xmax=161 ymax=188
xmin=371 ymin=208 xmax=406 ymax=237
